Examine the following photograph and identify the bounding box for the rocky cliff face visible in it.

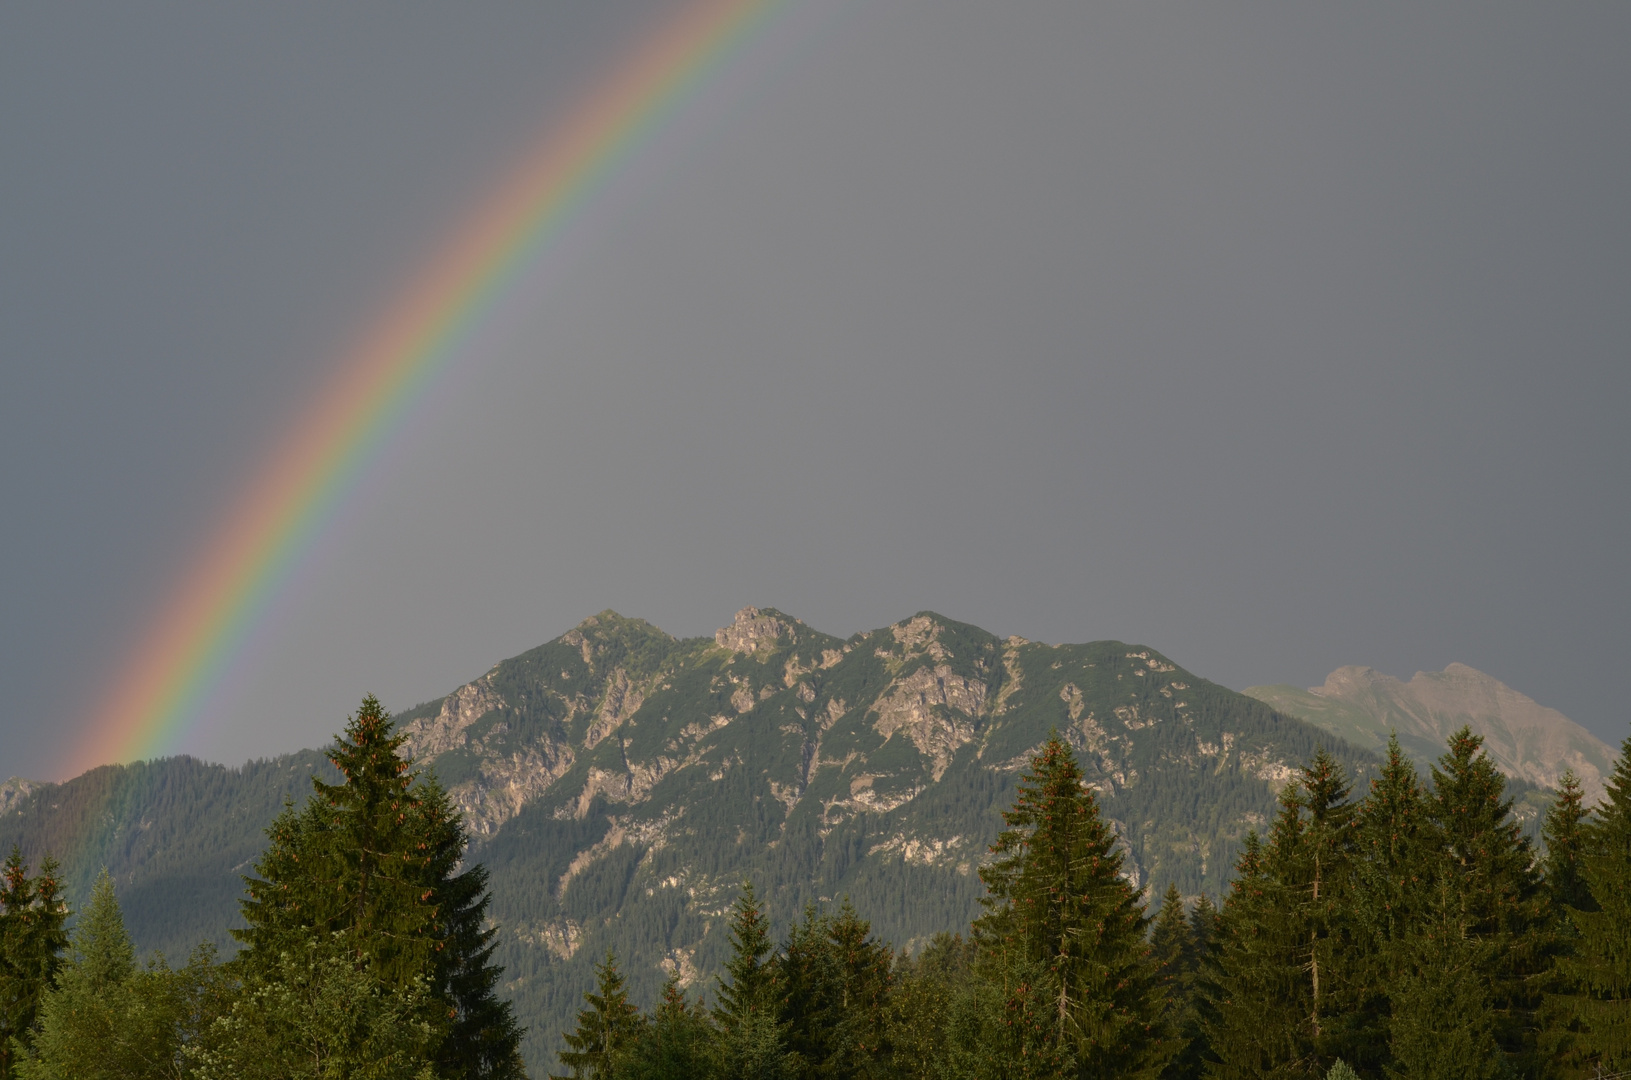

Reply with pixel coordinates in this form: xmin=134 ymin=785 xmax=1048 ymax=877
xmin=1244 ymin=663 xmax=1616 ymax=803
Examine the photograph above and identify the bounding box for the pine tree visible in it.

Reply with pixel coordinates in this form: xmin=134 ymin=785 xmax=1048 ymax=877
xmin=0 ymin=849 xmax=67 ymax=1080
xmin=715 ymin=881 xmax=793 ymax=1080
xmin=975 ymin=734 xmax=1170 ymax=1079
xmin=1383 ymin=876 xmax=1506 ymax=1079
xmin=714 ymin=880 xmax=779 ymax=1033
xmin=1150 ymin=885 xmax=1204 ymax=1080
xmin=779 ymin=905 xmax=843 ymax=1076
xmin=1543 ymin=769 xmax=1592 ymax=918
xmin=553 ymin=951 xmax=643 ymax=1080
xmin=1555 ymin=735 xmax=1631 ymax=1068
xmin=824 ymin=898 xmax=892 ymax=1070
xmin=887 ymin=934 xmax=975 ymax=1079
xmin=1204 ymin=751 xmax=1361 ymax=1078
xmin=1351 ymin=734 xmax=1434 ymax=1069
xmin=236 ymin=694 xmax=524 ymax=1080
xmin=1424 ymin=726 xmax=1548 ymax=1069
xmin=611 ymin=976 xmax=714 ymax=1080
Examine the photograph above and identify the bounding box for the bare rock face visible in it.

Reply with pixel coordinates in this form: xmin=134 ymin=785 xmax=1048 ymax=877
xmin=715 ymin=606 xmax=797 ymax=654
xmin=400 ymin=677 xmax=508 ymax=760
xmin=870 ymin=666 xmax=988 ymax=781
xmin=0 ymin=778 xmax=37 ymax=818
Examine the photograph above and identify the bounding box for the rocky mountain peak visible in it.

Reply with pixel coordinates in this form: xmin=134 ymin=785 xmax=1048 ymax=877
xmin=1249 ymin=663 xmax=1616 ymax=803
xmin=715 ymin=606 xmax=802 ymax=654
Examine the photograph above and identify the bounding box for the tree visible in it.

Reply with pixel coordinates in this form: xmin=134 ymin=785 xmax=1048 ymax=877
xmin=1555 ymin=736 xmax=1631 ymax=1068
xmin=0 ymin=849 xmax=68 ymax=1079
xmin=778 ymin=899 xmax=893 ymax=1080
xmin=975 ymin=734 xmax=1169 ymax=1079
xmin=1351 ymin=734 xmax=1434 ymax=1069
xmin=887 ymin=934 xmax=976 ymax=1079
xmin=1423 ymin=726 xmax=1548 ymax=1070
xmin=713 ymin=881 xmax=780 ymax=1035
xmin=1384 ymin=877 xmax=1506 ymax=1079
xmin=1204 ymin=751 xmax=1361 ymax=1078
xmin=714 ymin=881 xmax=792 ymax=1080
xmin=187 ymin=937 xmax=437 ymax=1080
xmin=1543 ymin=770 xmax=1592 ymax=918
xmin=610 ymin=976 xmax=714 ymax=1080
xmin=552 ymin=951 xmax=643 ymax=1080
xmin=1149 ymin=885 xmax=1205 ymax=1080
xmin=236 ymin=694 xmax=524 ymax=1080
xmin=16 ymin=870 xmax=191 ymax=1080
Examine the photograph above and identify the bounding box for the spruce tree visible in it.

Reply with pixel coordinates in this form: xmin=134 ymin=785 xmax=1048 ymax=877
xmin=236 ymin=694 xmax=523 ymax=1080
xmin=553 ymin=951 xmax=643 ymax=1080
xmin=1205 ymin=819 xmax=1313 ymax=1077
xmin=779 ymin=905 xmax=842 ymax=1075
xmin=1352 ymin=734 xmax=1434 ymax=1068
xmin=824 ymin=898 xmax=892 ymax=1069
xmin=0 ymin=850 xmax=67 ymax=1080
xmin=1543 ymin=769 xmax=1592 ymax=919
xmin=715 ymin=881 xmax=793 ymax=1080
xmin=1424 ymin=726 xmax=1548 ymax=1069
xmin=1204 ymin=751 xmax=1361 ymax=1077
xmin=714 ymin=881 xmax=779 ymax=1034
xmin=1150 ymin=884 xmax=1204 ymax=1080
xmin=975 ymin=734 xmax=1169 ymax=1079
xmin=611 ymin=976 xmax=713 ymax=1080
xmin=1384 ymin=876 xmax=1506 ymax=1079
xmin=1556 ymin=735 xmax=1631 ymax=1068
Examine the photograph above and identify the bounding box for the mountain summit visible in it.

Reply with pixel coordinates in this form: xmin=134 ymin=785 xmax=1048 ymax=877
xmin=1244 ymin=663 xmax=1615 ymax=802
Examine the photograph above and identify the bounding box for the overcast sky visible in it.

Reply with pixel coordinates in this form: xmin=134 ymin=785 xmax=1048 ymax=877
xmin=3 ymin=1 xmax=1628 ymax=782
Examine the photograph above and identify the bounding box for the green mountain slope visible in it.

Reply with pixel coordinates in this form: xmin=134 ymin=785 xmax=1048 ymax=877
xmin=1244 ymin=662 xmax=1617 ymax=803
xmin=3 ymin=608 xmax=1381 ymax=1074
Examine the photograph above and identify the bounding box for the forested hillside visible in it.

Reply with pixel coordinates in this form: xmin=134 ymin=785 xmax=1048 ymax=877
xmin=3 ymin=607 xmax=1416 ymax=1070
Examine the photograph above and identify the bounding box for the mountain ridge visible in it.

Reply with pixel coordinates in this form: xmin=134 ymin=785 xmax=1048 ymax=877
xmin=6 ymin=607 xmax=1399 ymax=1073
xmin=1243 ymin=662 xmax=1615 ymax=803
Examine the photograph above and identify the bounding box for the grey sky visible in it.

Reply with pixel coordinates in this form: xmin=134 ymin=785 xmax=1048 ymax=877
xmin=3 ymin=2 xmax=1627 ymax=782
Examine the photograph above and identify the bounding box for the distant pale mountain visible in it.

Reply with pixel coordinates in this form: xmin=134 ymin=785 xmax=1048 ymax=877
xmin=5 ymin=608 xmax=1394 ymax=1073
xmin=1244 ymin=663 xmax=1617 ymax=804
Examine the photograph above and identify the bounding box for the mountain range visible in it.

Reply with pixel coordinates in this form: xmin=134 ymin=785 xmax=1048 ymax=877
xmin=1244 ymin=662 xmax=1617 ymax=804
xmin=2 ymin=608 xmax=1564 ymax=1072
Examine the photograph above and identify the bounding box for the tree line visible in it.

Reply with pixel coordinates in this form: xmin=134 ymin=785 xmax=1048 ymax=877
xmin=551 ymin=729 xmax=1631 ymax=1079
xmin=2 ymin=700 xmax=1628 ymax=1078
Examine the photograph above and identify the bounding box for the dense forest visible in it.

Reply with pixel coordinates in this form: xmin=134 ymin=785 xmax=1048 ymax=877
xmin=2 ymin=696 xmax=1628 ymax=1078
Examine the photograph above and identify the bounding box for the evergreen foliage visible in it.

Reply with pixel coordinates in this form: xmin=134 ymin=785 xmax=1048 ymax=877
xmin=1204 ymin=751 xmax=1364 ymax=1077
xmin=0 ymin=849 xmax=67 ymax=1079
xmin=187 ymin=936 xmax=438 ymax=1080
xmin=234 ymin=695 xmax=523 ymax=1080
xmin=1423 ymin=726 xmax=1549 ymax=1069
xmin=713 ymin=881 xmax=780 ymax=1035
xmin=975 ymin=734 xmax=1169 ymax=1078
xmin=15 ymin=871 xmax=202 ymax=1080
xmin=551 ymin=952 xmax=642 ymax=1080
xmin=1542 ymin=770 xmax=1592 ymax=917
xmin=1554 ymin=736 xmax=1631 ymax=1069
xmin=609 ymin=977 xmax=713 ymax=1080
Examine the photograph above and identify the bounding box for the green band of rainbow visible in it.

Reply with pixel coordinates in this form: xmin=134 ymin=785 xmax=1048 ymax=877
xmin=73 ymin=0 xmax=778 ymax=776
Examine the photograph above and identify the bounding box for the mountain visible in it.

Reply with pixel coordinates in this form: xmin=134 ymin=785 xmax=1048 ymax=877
xmin=4 ymin=607 xmax=1384 ymax=1072
xmin=1243 ymin=663 xmax=1618 ymax=804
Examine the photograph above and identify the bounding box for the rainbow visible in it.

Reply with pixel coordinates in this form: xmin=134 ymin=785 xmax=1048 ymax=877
xmin=70 ymin=0 xmax=781 ymax=777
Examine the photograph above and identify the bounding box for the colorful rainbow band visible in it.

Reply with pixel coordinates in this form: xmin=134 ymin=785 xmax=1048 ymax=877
xmin=73 ymin=0 xmax=779 ymax=777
